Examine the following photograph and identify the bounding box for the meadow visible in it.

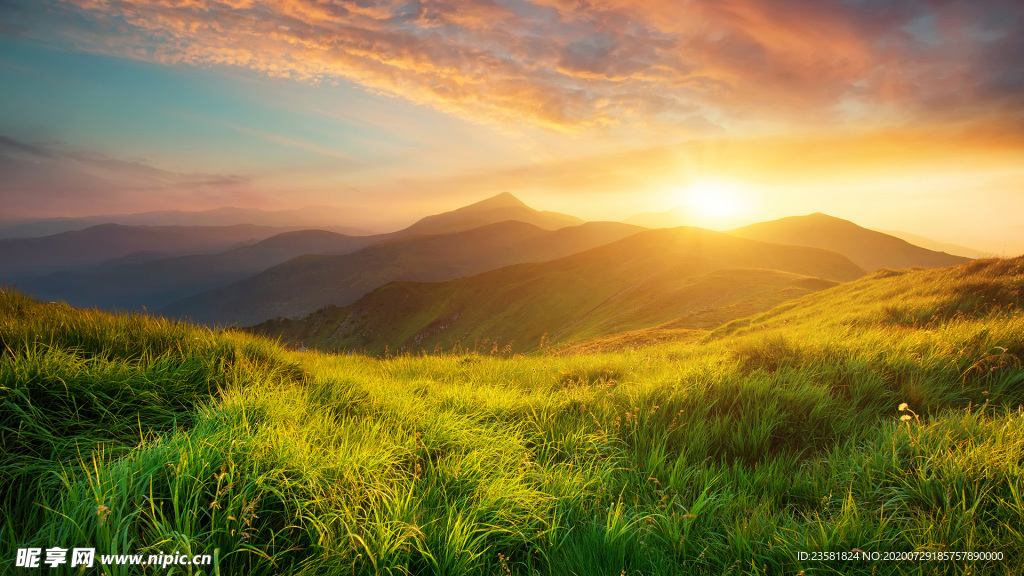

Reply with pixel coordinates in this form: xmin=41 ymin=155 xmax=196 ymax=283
xmin=2 ymin=257 xmax=1023 ymax=575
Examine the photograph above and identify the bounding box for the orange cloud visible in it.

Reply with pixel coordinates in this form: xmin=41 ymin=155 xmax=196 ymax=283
xmin=26 ymin=0 xmax=1024 ymax=131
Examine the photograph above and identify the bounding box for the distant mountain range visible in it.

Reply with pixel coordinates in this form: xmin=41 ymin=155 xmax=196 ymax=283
xmin=161 ymin=220 xmax=643 ymax=326
xmin=0 ymin=224 xmax=298 ymax=277
xmin=9 ymin=193 xmax=589 ymax=312
xmin=0 ymin=206 xmax=372 ymax=239
xmin=870 ymin=229 xmax=994 ymax=259
xmin=11 ymin=229 xmax=378 ymax=311
xmin=726 ymin=213 xmax=970 ymax=271
xmin=7 ymin=196 xmax=978 ymax=342
xmin=249 ymin=227 xmax=866 ymax=354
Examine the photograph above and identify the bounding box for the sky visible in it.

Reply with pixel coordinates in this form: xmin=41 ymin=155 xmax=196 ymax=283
xmin=0 ymin=0 xmax=1022 ymax=253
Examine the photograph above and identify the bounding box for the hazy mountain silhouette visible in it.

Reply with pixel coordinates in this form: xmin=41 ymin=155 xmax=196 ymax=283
xmin=0 ymin=224 xmax=298 ymax=278
xmin=0 ymin=206 xmax=371 ymax=239
xmin=727 ymin=213 xmax=970 ymax=271
xmin=13 ymin=229 xmax=378 ymax=311
xmin=870 ymin=229 xmax=994 ymax=259
xmin=162 ymin=221 xmax=645 ymax=326
xmin=11 ymin=193 xmax=590 ymax=312
xmin=397 ymin=192 xmax=584 ymax=236
xmin=250 ymin=227 xmax=865 ymax=354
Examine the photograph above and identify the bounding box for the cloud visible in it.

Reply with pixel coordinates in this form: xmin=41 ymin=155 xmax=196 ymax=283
xmin=378 ymin=121 xmax=1024 ymax=209
xmin=4 ymin=0 xmax=1023 ymax=132
xmin=0 ymin=135 xmax=257 ymax=217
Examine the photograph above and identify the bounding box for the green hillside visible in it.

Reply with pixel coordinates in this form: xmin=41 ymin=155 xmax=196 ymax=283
xmin=251 ymin=227 xmax=864 ymax=354
xmin=728 ymin=213 xmax=970 ymax=271
xmin=2 ymin=257 xmax=1023 ymax=575
xmin=161 ymin=221 xmax=644 ymax=326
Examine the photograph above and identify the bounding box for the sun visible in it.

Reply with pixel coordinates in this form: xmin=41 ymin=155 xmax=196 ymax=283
xmin=680 ymin=178 xmax=752 ymax=228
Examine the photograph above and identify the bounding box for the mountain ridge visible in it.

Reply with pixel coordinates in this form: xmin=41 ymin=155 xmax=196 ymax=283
xmin=12 ymin=229 xmax=377 ymax=311
xmin=161 ymin=220 xmax=645 ymax=326
xmin=250 ymin=226 xmax=866 ymax=353
xmin=11 ymin=193 xmax=591 ymax=312
xmin=0 ymin=223 xmax=301 ymax=278
xmin=398 ymin=193 xmax=584 ymax=236
xmin=727 ymin=213 xmax=970 ymax=271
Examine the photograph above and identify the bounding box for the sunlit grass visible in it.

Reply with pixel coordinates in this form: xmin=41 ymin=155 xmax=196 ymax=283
xmin=2 ymin=257 xmax=1023 ymax=574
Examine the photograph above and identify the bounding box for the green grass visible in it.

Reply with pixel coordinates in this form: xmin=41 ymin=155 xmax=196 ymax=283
xmin=2 ymin=257 xmax=1023 ymax=575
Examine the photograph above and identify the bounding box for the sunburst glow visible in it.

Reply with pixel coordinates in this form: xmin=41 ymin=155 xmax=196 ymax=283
xmin=681 ymin=179 xmax=753 ymax=228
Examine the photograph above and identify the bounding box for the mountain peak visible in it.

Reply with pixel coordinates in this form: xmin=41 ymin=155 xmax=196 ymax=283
xmin=464 ymin=192 xmax=530 ymax=211
xmin=728 ymin=213 xmax=969 ymax=272
xmin=734 ymin=213 xmax=856 ymax=230
xmin=805 ymin=212 xmax=848 ymax=222
xmin=397 ymin=192 xmax=582 ymax=237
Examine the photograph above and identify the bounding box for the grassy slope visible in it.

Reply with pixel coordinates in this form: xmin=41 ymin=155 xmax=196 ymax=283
xmin=251 ymin=227 xmax=863 ymax=354
xmin=728 ymin=213 xmax=970 ymax=271
xmin=161 ymin=221 xmax=644 ymax=326
xmin=2 ymin=258 xmax=1023 ymax=575
xmin=554 ymin=270 xmax=838 ymax=355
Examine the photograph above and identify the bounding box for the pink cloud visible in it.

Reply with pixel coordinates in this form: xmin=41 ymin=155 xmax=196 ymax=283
xmin=0 ymin=135 xmax=262 ymax=218
xmin=32 ymin=0 xmax=1024 ymax=131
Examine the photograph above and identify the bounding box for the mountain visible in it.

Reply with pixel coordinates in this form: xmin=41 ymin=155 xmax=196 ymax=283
xmin=0 ymin=193 xmax=571 ymax=240
xmin=397 ymin=192 xmax=584 ymax=236
xmin=727 ymin=213 xmax=971 ymax=271
xmin=13 ymin=229 xmax=378 ymax=311
xmin=871 ymin=229 xmax=995 ymax=259
xmin=250 ymin=227 xmax=865 ymax=354
xmin=0 ymin=206 xmax=371 ymax=239
xmin=0 ymin=224 xmax=298 ymax=278
xmin=162 ymin=221 xmax=646 ymax=326
xmin=8 ymin=193 xmax=586 ymax=313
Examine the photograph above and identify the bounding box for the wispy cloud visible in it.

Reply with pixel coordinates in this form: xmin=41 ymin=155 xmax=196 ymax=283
xmin=0 ymin=135 xmax=257 ymax=217
xmin=205 ymin=118 xmax=365 ymax=163
xmin=8 ymin=0 xmax=1021 ymax=132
